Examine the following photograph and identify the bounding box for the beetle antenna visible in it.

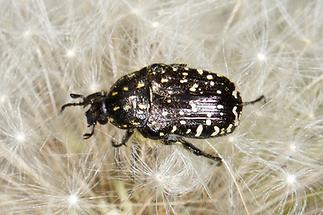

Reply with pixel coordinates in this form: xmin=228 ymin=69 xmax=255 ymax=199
xmin=243 ymin=95 xmax=266 ymax=106
xmin=61 ymin=93 xmax=89 ymax=112
xmin=70 ymin=93 xmax=85 ymax=99
xmin=61 ymin=102 xmax=85 ymax=112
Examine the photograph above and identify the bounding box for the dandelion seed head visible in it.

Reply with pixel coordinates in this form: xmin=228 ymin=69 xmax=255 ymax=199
xmin=67 ymin=194 xmax=79 ymax=207
xmin=151 ymin=21 xmax=160 ymax=28
xmin=228 ymin=136 xmax=236 ymax=143
xmin=307 ymin=111 xmax=314 ymax=119
xmin=23 ymin=29 xmax=32 ymax=38
xmin=257 ymin=52 xmax=267 ymax=62
xmin=15 ymin=132 xmax=26 ymax=143
xmin=132 ymin=8 xmax=141 ymax=15
xmin=289 ymin=142 xmax=297 ymax=152
xmin=0 ymin=94 xmax=6 ymax=104
xmin=286 ymin=173 xmax=296 ymax=185
xmin=65 ymin=48 xmax=76 ymax=58
xmin=152 ymin=172 xmax=165 ymax=185
xmin=132 ymin=150 xmax=212 ymax=195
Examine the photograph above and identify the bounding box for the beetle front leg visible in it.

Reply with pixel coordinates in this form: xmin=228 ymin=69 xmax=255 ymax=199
xmin=164 ymin=136 xmax=222 ymax=165
xmin=111 ymin=129 xmax=134 ymax=147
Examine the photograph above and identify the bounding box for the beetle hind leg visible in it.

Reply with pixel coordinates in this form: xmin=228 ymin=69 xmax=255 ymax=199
xmin=243 ymin=95 xmax=266 ymax=106
xmin=164 ymin=136 xmax=222 ymax=165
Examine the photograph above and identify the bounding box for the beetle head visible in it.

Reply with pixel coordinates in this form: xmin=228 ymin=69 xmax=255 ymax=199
xmin=61 ymin=91 xmax=109 ymax=139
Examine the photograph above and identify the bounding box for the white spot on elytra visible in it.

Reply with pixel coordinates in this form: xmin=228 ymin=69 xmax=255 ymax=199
xmin=182 ymin=72 xmax=188 ymax=76
xmin=180 ymin=79 xmax=188 ymax=83
xmin=210 ymin=81 xmax=215 ymax=86
xmin=232 ymin=106 xmax=238 ymax=118
xmin=167 ymin=99 xmax=171 ymax=103
xmin=186 ymin=129 xmax=191 ymax=134
xmin=189 ymin=83 xmax=199 ymax=92
xmin=171 ymin=126 xmax=177 ymax=133
xmin=138 ymin=104 xmax=146 ymax=109
xmin=159 ymin=132 xmax=164 ymax=136
xmin=207 ymin=113 xmax=212 ymax=117
xmin=128 ymin=73 xmax=135 ymax=78
xmin=226 ymin=124 xmax=233 ymax=133
xmin=232 ymin=106 xmax=239 ymax=126
xmin=211 ymin=126 xmax=220 ymax=136
xmin=206 ymin=119 xmax=212 ymax=125
xmin=113 ymin=106 xmax=120 ymax=111
xmin=217 ymin=104 xmax=224 ymax=109
xmin=172 ymin=67 xmax=178 ymax=71
xmin=124 ymin=105 xmax=131 ymax=111
xmin=112 ymin=91 xmax=118 ymax=96
xmin=220 ymin=112 xmax=224 ymax=116
xmin=184 ymin=67 xmax=189 ymax=71
xmin=123 ymin=87 xmax=129 ymax=91
xmin=162 ymin=111 xmax=168 ymax=116
xmin=190 ymin=103 xmax=198 ymax=112
xmin=217 ymin=90 xmax=221 ymax=94
xmin=180 ymin=120 xmax=186 ymax=125
xmin=195 ymin=125 xmax=203 ymax=137
xmin=161 ymin=78 xmax=168 ymax=83
xmin=232 ymin=90 xmax=238 ymax=98
xmin=206 ymin=75 xmax=213 ymax=80
xmin=179 ymin=110 xmax=184 ymax=115
xmin=137 ymin=81 xmax=145 ymax=88
xmin=197 ymin=69 xmax=203 ymax=75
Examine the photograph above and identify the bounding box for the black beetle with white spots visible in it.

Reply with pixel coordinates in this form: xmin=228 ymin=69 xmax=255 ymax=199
xmin=61 ymin=63 xmax=265 ymax=164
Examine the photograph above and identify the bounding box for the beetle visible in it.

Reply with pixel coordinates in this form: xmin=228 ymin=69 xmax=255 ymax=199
xmin=61 ymin=63 xmax=265 ymax=164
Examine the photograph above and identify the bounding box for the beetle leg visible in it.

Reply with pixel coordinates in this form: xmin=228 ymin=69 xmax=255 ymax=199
xmin=83 ymin=124 xmax=96 ymax=139
xmin=111 ymin=129 xmax=134 ymax=147
xmin=163 ymin=136 xmax=222 ymax=165
xmin=243 ymin=95 xmax=266 ymax=106
xmin=180 ymin=139 xmax=222 ymax=165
